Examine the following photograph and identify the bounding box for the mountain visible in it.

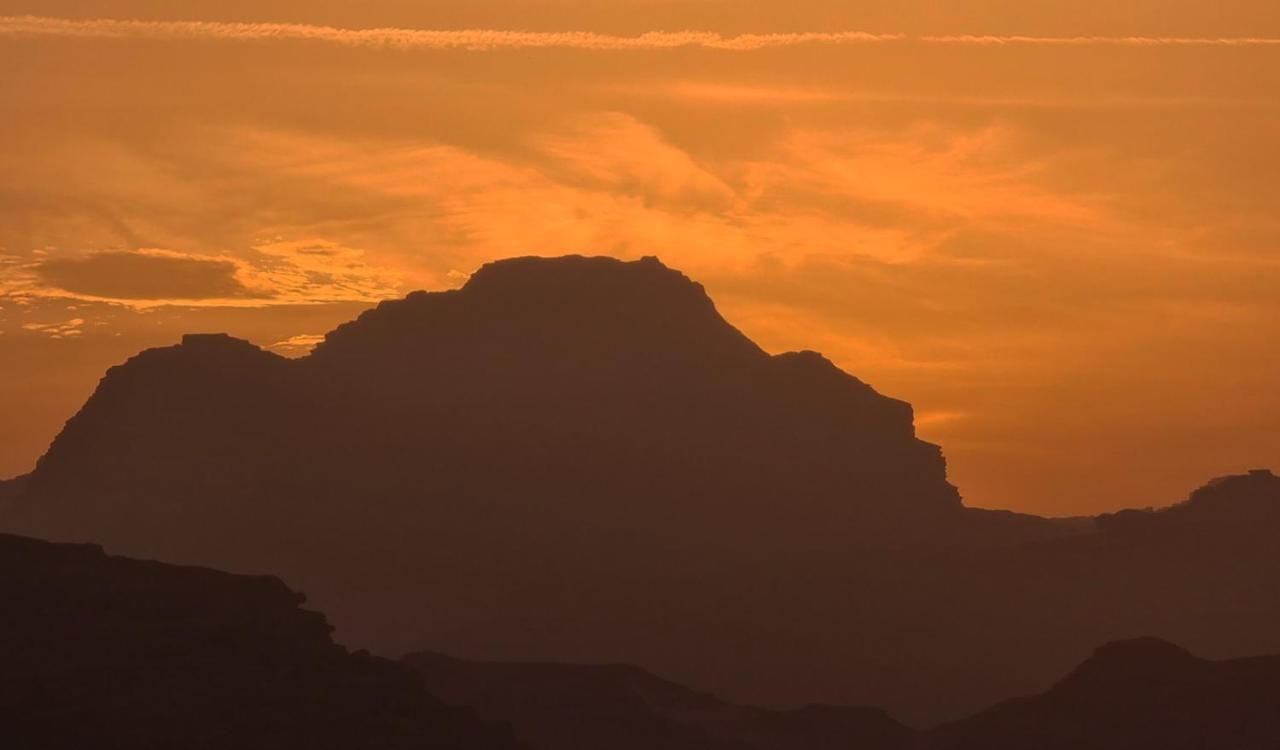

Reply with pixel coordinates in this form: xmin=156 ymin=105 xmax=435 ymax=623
xmin=0 ymin=475 xmax=21 ymax=511
xmin=926 ymin=638 xmax=1280 ymax=749
xmin=1096 ymin=468 xmax=1280 ymax=543
xmin=403 ymin=652 xmax=913 ymax=750
xmin=3 ymin=255 xmax=1279 ymax=723
xmin=412 ymin=641 xmax=1280 ymax=750
xmin=0 ymin=532 xmax=522 ymax=750
xmin=9 ymin=520 xmax=1276 ymax=750
xmin=18 ymin=255 xmax=974 ymax=539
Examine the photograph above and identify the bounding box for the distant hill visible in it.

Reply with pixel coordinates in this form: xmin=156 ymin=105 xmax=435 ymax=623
xmin=403 ymin=651 xmax=913 ymax=750
xmin=1097 ymin=468 xmax=1280 ymax=542
xmin=411 ymin=641 xmax=1280 ymax=750
xmin=926 ymin=638 xmax=1280 ymax=749
xmin=0 ymin=533 xmax=521 ymax=750
xmin=7 ymin=525 xmax=1277 ymax=749
xmin=3 ymin=255 xmax=1278 ymax=723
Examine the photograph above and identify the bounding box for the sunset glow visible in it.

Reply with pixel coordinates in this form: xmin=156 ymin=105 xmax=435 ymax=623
xmin=3 ymin=1 xmax=1279 ymax=514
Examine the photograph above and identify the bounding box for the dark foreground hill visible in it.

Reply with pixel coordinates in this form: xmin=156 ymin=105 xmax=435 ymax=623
xmin=3 ymin=255 xmax=1279 ymax=722
xmin=0 ymin=533 xmax=521 ymax=750
xmin=404 ymin=651 xmax=914 ymax=750
xmin=926 ymin=638 xmax=1280 ymax=749
xmin=5 ymin=524 xmax=1276 ymax=749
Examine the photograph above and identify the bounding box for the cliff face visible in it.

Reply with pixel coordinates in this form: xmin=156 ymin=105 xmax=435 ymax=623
xmin=0 ymin=533 xmax=521 ymax=750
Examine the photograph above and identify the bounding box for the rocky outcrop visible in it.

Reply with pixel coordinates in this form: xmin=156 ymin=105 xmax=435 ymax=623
xmin=0 ymin=533 xmax=521 ymax=750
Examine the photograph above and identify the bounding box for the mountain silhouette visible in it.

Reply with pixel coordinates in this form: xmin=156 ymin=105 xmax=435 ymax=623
xmin=926 ymin=638 xmax=1280 ymax=749
xmin=7 ymin=522 xmax=1276 ymax=749
xmin=0 ymin=532 xmax=522 ymax=750
xmin=406 ymin=640 xmax=1280 ymax=750
xmin=3 ymin=255 xmax=1279 ymax=722
xmin=403 ymin=651 xmax=913 ymax=750
xmin=1096 ymin=468 xmax=1280 ymax=542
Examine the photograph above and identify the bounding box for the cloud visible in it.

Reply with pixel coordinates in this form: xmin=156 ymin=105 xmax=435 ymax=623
xmin=914 ymin=410 xmax=973 ymax=428
xmin=10 ymin=245 xmax=403 ymax=308
xmin=21 ymin=317 xmax=85 ymax=338
xmin=245 ymin=240 xmax=405 ymax=304
xmin=267 ymin=333 xmax=327 ymax=355
xmin=5 ymin=16 xmax=1277 ymax=51
xmin=534 ymin=113 xmax=735 ymax=208
xmin=621 ymin=82 xmax=1276 ymax=111
xmin=34 ymin=250 xmax=253 ymax=300
xmin=0 ymin=16 xmax=904 ymax=50
xmin=921 ymin=35 xmax=1280 ymax=47
xmin=225 ymin=117 xmax=1108 ymax=279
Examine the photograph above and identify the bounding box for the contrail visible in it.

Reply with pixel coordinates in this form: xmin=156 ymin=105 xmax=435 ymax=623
xmin=2 ymin=16 xmax=1279 ymax=51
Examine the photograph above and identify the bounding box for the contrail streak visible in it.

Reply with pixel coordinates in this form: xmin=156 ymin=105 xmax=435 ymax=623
xmin=2 ymin=16 xmax=1279 ymax=51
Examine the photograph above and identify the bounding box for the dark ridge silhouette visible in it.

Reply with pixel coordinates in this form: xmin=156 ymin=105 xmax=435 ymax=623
xmin=402 ymin=651 xmax=914 ymax=750
xmin=1096 ymin=468 xmax=1280 ymax=542
xmin=7 ymin=521 xmax=1276 ymax=750
xmin=925 ymin=638 xmax=1280 ymax=749
xmin=411 ymin=641 xmax=1280 ymax=750
xmin=3 ymin=255 xmax=1279 ymax=722
xmin=0 ymin=532 xmax=523 ymax=750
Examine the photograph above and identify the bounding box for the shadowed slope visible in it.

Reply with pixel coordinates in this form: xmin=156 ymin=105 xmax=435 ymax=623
xmin=0 ymin=533 xmax=521 ymax=750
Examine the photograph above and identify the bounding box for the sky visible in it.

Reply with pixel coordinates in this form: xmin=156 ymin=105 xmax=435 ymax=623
xmin=2 ymin=1 xmax=1279 ymax=515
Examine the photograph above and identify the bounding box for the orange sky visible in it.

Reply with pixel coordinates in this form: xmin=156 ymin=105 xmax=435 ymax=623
xmin=2 ymin=1 xmax=1279 ymax=515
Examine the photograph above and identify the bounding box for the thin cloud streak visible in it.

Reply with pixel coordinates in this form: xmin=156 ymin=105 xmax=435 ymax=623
xmin=0 ymin=16 xmax=903 ymax=50
xmin=4 ymin=16 xmax=1280 ymax=51
xmin=922 ymin=34 xmax=1280 ymax=46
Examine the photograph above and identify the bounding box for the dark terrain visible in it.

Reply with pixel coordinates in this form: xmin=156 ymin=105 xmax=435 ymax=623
xmin=406 ymin=642 xmax=1280 ymax=750
xmin=404 ymin=651 xmax=914 ymax=750
xmin=927 ymin=638 xmax=1280 ymax=749
xmin=0 ymin=533 xmax=521 ymax=750
xmin=3 ymin=255 xmax=1278 ymax=723
xmin=6 ymin=527 xmax=1279 ymax=749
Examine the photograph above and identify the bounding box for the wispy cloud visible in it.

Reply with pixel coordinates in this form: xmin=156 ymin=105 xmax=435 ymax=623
xmin=21 ymin=317 xmax=85 ymax=338
xmin=267 ymin=333 xmax=327 ymax=355
xmin=4 ymin=16 xmax=1279 ymax=51
xmin=921 ymin=34 xmax=1280 ymax=47
xmin=0 ymin=16 xmax=902 ymax=50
